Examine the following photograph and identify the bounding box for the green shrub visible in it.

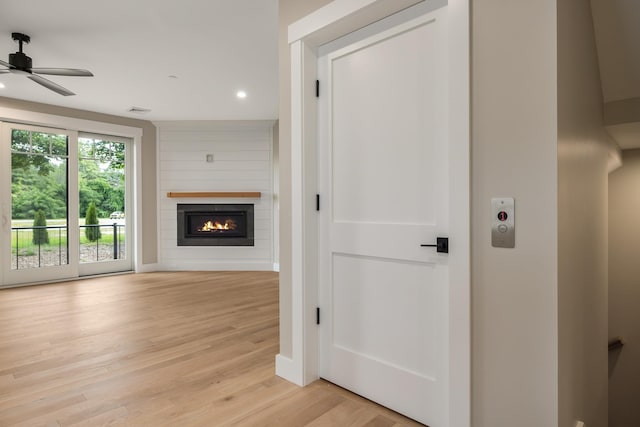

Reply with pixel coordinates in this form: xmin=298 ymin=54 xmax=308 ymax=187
xmin=85 ymin=202 xmax=102 ymax=242
xmin=32 ymin=210 xmax=49 ymax=245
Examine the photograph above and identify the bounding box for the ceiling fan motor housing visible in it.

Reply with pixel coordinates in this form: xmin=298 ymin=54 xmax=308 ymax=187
xmin=9 ymin=52 xmax=32 ymax=70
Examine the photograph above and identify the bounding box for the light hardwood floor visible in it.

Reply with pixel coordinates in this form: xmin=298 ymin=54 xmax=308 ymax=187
xmin=0 ymin=271 xmax=424 ymax=426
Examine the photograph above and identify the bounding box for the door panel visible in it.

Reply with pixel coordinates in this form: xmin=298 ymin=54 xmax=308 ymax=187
xmin=319 ymin=9 xmax=449 ymax=426
xmin=77 ymin=134 xmax=132 ymax=276
xmin=331 ymin=22 xmax=444 ymax=227
xmin=332 ymin=253 xmax=445 ymax=378
xmin=1 ymin=124 xmax=79 ymax=286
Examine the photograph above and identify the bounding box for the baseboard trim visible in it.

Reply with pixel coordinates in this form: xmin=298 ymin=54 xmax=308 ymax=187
xmin=275 ymin=354 xmax=302 ymax=386
xmin=159 ymin=262 xmax=274 ymax=271
xmin=136 ymin=263 xmax=159 ymax=273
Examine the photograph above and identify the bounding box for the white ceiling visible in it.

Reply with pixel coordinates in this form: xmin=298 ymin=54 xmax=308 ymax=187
xmin=590 ymin=0 xmax=640 ymax=149
xmin=591 ymin=0 xmax=640 ymax=103
xmin=0 ymin=0 xmax=637 ymax=137
xmin=0 ymin=0 xmax=278 ymax=121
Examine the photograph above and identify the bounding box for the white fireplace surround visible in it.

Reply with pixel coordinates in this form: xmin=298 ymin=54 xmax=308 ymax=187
xmin=155 ymin=121 xmax=276 ymax=271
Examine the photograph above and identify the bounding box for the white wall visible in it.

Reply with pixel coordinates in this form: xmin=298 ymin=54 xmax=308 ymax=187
xmin=609 ymin=148 xmax=640 ymax=427
xmin=472 ymin=2 xmax=559 ymax=426
xmin=156 ymin=121 xmax=274 ymax=271
xmin=272 ymin=121 xmax=280 ymax=270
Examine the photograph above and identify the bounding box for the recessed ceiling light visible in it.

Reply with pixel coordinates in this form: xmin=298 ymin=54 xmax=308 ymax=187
xmin=0 ymin=82 xmax=5 ymax=89
xmin=236 ymin=90 xmax=247 ymax=99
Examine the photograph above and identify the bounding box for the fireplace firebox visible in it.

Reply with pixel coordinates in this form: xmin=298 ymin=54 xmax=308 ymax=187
xmin=177 ymin=204 xmax=254 ymax=246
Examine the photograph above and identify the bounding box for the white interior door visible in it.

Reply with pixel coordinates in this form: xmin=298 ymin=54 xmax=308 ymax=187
xmin=318 ymin=9 xmax=451 ymax=426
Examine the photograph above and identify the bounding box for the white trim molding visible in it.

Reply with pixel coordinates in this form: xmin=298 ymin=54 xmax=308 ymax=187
xmin=136 ymin=263 xmax=159 ymax=273
xmin=0 ymin=107 xmax=143 ymax=140
xmin=275 ymin=354 xmax=298 ymax=385
xmin=160 ymin=262 xmax=274 ymax=272
xmin=279 ymin=1 xmax=470 ymax=426
xmin=288 ymin=0 xmax=424 ymax=46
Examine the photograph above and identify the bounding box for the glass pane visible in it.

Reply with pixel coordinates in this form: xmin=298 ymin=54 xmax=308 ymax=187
xmin=51 ymin=134 xmax=68 ymax=156
xmin=31 ymin=132 xmax=51 ymax=155
xmin=79 ymin=138 xmax=93 ymax=158
xmin=79 ymin=138 xmax=126 ymax=263
xmin=11 ymin=129 xmax=31 ymax=153
xmin=11 ymin=149 xmax=68 ymax=270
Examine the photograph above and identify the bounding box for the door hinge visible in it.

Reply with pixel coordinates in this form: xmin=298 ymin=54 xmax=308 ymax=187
xmin=316 ymin=194 xmax=320 ymax=211
xmin=316 ymin=307 xmax=320 ymax=325
xmin=316 ymin=80 xmax=320 ymax=98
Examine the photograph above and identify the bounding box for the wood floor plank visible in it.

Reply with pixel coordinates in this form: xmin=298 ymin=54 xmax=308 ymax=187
xmin=305 ymin=400 xmax=379 ymax=427
xmin=0 ymin=272 xmax=423 ymax=426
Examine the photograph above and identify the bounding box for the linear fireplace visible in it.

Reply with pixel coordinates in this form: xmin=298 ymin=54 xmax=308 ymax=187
xmin=177 ymin=204 xmax=254 ymax=246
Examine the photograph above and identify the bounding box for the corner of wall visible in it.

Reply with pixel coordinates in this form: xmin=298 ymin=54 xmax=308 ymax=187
xmin=557 ymin=0 xmax=610 ymax=425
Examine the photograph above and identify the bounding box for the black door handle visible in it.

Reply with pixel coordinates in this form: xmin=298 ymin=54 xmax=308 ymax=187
xmin=421 ymin=237 xmax=448 ymax=253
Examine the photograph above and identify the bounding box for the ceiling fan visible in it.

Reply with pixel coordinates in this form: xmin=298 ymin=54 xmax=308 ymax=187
xmin=0 ymin=32 xmax=93 ymax=96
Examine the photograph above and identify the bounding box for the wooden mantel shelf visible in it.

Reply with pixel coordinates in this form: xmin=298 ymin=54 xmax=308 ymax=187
xmin=167 ymin=191 xmax=261 ymax=198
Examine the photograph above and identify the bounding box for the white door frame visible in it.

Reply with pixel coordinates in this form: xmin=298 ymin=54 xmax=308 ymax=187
xmin=277 ymin=0 xmax=470 ymax=426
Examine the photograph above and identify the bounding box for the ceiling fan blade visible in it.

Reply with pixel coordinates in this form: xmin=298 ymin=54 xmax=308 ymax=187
xmin=0 ymin=59 xmax=14 ymax=69
xmin=31 ymin=68 xmax=93 ymax=77
xmin=28 ymin=74 xmax=75 ymax=96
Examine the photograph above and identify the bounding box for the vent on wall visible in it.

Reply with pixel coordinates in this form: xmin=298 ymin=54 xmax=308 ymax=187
xmin=127 ymin=106 xmax=151 ymax=114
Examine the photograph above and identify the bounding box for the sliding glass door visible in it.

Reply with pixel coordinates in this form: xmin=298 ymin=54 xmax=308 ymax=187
xmin=77 ymin=133 xmax=132 ymax=276
xmin=1 ymin=124 xmax=132 ymax=286
xmin=1 ymin=124 xmax=79 ymax=285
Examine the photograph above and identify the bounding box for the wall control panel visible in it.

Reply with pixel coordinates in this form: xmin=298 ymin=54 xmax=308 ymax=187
xmin=491 ymin=197 xmax=515 ymax=248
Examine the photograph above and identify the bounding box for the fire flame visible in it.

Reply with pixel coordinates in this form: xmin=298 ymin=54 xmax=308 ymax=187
xmin=198 ymin=219 xmax=237 ymax=232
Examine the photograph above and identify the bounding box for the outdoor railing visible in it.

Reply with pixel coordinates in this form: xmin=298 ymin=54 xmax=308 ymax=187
xmin=79 ymin=223 xmax=126 ymax=262
xmin=11 ymin=225 xmax=67 ymax=269
xmin=10 ymin=223 xmax=125 ymax=270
